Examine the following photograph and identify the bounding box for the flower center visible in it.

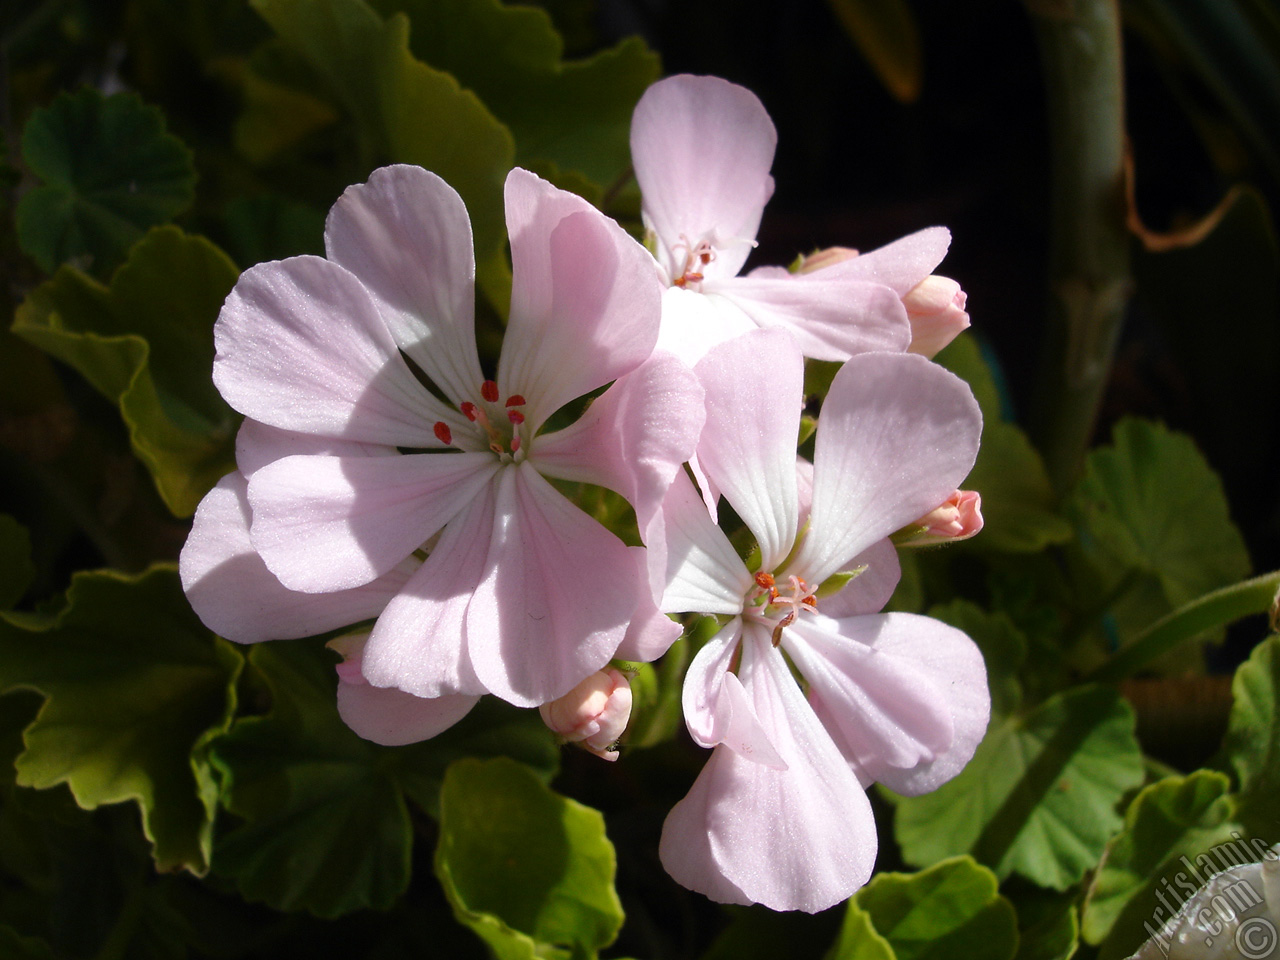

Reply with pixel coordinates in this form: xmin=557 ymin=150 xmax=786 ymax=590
xmin=670 ymin=234 xmax=716 ymax=291
xmin=751 ymin=571 xmax=818 ymax=646
xmin=433 ymin=380 xmax=527 ymax=460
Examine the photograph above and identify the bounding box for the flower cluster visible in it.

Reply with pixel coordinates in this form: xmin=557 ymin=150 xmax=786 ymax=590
xmin=180 ymin=74 xmax=988 ymax=913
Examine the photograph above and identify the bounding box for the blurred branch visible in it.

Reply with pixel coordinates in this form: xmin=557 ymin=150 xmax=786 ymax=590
xmin=1026 ymin=0 xmax=1133 ymax=494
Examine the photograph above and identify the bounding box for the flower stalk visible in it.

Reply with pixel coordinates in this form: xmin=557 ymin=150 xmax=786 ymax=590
xmin=1026 ymin=0 xmax=1133 ymax=494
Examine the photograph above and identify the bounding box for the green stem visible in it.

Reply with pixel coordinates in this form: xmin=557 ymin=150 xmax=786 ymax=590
xmin=1087 ymin=570 xmax=1280 ymax=683
xmin=1026 ymin=0 xmax=1133 ymax=494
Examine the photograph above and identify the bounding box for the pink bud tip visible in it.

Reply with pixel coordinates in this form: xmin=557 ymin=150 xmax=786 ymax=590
xmin=903 ymin=275 xmax=970 ymax=358
xmin=794 ymin=246 xmax=859 ymax=274
xmin=896 ymin=489 xmax=984 ymax=547
xmin=505 ymin=395 xmax=526 ymax=408
xmin=538 ymin=668 xmax=633 ymax=762
xmin=481 ymin=380 xmax=500 ymax=402
xmin=460 ymin=402 xmax=478 ymax=422
xmin=433 ymin=421 xmax=452 ymax=445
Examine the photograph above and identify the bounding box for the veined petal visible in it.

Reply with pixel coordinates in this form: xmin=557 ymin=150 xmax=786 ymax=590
xmin=682 ymin=619 xmax=742 ymax=750
xmin=360 ymin=484 xmax=499 ymax=699
xmin=531 ymin=351 xmax=704 ymax=541
xmin=613 ymin=548 xmax=683 ymax=663
xmin=653 ymin=285 xmax=757 ymax=368
xmin=795 ymin=352 xmax=982 ymax=584
xmin=325 ymin=164 xmax=485 ymax=405
xmin=654 ymin=471 xmax=752 ymax=616
xmin=813 ymin=226 xmax=952 ymax=296
xmin=465 ymin=463 xmax=640 ymax=707
xmin=248 ymin=452 xmax=499 ymax=592
xmin=180 ymin=473 xmax=413 ymax=643
xmin=235 ymin=418 xmax=397 ymax=477
xmin=662 ymin=631 xmax=876 ymax=912
xmin=785 ymin=613 xmax=990 ymax=796
xmin=694 ymin=329 xmax=801 ymax=571
xmin=213 ymin=255 xmax=457 ymax=447
xmin=702 ymin=275 xmax=911 ymax=361
xmin=631 ymin=75 xmax=776 ymax=280
xmin=817 ymin=538 xmax=901 ymax=618
xmin=499 ymin=168 xmax=662 ymax=430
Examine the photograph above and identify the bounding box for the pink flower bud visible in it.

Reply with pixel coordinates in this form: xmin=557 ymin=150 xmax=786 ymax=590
xmin=895 ymin=490 xmax=983 ymax=547
xmin=539 ymin=668 xmax=633 ymax=761
xmin=903 ymin=275 xmax=970 ymax=358
xmin=792 ymin=246 xmax=860 ymax=274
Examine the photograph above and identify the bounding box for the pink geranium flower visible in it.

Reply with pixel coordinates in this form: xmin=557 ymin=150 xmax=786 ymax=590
xmin=181 ymin=164 xmax=703 ymax=724
xmin=630 ymin=74 xmax=959 ymax=365
xmin=652 ymin=329 xmax=989 ymax=912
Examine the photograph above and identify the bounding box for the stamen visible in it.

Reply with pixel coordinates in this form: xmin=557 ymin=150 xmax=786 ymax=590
xmin=433 ymin=422 xmax=452 ymax=445
xmin=507 ymin=410 xmax=525 ymax=425
xmin=481 ymin=380 xmax=500 ymax=403
xmin=460 ymin=402 xmax=478 ymax=422
xmin=505 ymin=395 xmax=526 ymax=408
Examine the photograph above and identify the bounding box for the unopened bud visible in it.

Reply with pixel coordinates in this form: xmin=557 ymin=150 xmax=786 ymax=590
xmin=903 ymin=275 xmax=969 ymax=358
xmin=791 ymin=246 xmax=860 ymax=274
xmin=894 ymin=490 xmax=983 ymax=547
xmin=539 ymin=668 xmax=633 ymax=761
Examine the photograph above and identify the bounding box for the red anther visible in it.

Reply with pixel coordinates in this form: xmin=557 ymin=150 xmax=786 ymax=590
xmin=754 ymin=571 xmax=775 ymax=589
xmin=511 ymin=436 xmax=521 ymax=453
xmin=505 ymin=394 xmax=526 ymax=408
xmin=460 ymin=402 xmax=478 ymax=422
xmin=433 ymin=422 xmax=453 ymax=445
xmin=699 ymin=251 xmax=711 ymax=265
xmin=481 ymin=380 xmax=500 ymax=402
xmin=802 ymin=595 xmax=818 ymax=608
xmin=507 ymin=410 xmax=525 ymax=425
xmin=686 ymin=272 xmax=704 ymax=284
xmin=673 ymin=275 xmax=688 ymax=288
xmin=771 ymin=611 xmax=796 ymax=647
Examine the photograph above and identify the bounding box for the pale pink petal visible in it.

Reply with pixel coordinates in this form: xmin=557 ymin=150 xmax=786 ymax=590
xmin=213 ymin=256 xmax=460 ymax=446
xmin=701 ymin=275 xmax=910 ymax=362
xmin=694 ymin=329 xmax=802 ymax=571
xmin=465 ymin=464 xmax=641 ymax=707
xmin=785 ymin=613 xmax=990 ymax=796
xmin=681 ymin=618 xmax=781 ymax=765
xmin=360 ymin=485 xmax=499 ymax=698
xmin=248 ymin=452 xmax=499 ymax=592
xmin=817 ymin=538 xmax=902 ymax=618
xmin=531 ymin=351 xmax=705 ymax=542
xmin=332 ymin=634 xmax=479 ymax=746
xmin=631 ymin=75 xmax=776 ymax=280
xmin=613 ymin=549 xmax=682 ymax=662
xmin=794 ymin=352 xmax=982 ymax=585
xmin=661 ymin=631 xmax=877 ymax=912
xmin=812 ymin=227 xmax=952 ymax=296
xmin=235 ymin=419 xmax=396 ymax=477
xmin=324 ymin=165 xmax=485 ymax=405
xmin=179 ymin=474 xmax=412 ymax=643
xmin=653 ymin=471 xmax=752 ymax=617
xmin=499 ymin=168 xmax=662 ymax=430
xmin=653 ymin=286 xmax=757 ymax=368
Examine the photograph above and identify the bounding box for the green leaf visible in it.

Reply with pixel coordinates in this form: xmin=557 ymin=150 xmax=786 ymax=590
xmin=0 ymin=926 xmax=55 ymax=960
xmin=249 ymin=0 xmax=514 ymax=263
xmin=374 ymin=0 xmax=658 ymax=187
xmin=1011 ymin=887 xmax=1079 ymax=960
xmin=847 ymin=856 xmax=1018 ymax=960
xmin=1068 ymin=418 xmax=1251 ymax=642
xmin=892 ymin=685 xmax=1145 ymax=890
xmin=1221 ymin=634 xmax=1280 ymax=832
xmin=934 ymin=336 xmax=1073 ymax=553
xmin=210 ymin=641 xmax=556 ymax=918
xmin=0 ymin=565 xmax=242 ymax=874
xmin=825 ymin=899 xmax=896 ymax=960
xmin=823 ymin=0 xmax=922 ymax=103
xmin=1081 ymin=771 xmax=1240 ymax=958
xmin=16 ymin=89 xmax=196 ymax=275
xmin=435 ymin=757 xmax=623 ymax=960
xmin=0 ymin=516 xmax=34 ymax=610
xmin=704 ymin=906 xmax=842 ymax=960
xmin=12 ymin=226 xmax=240 ymax=516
